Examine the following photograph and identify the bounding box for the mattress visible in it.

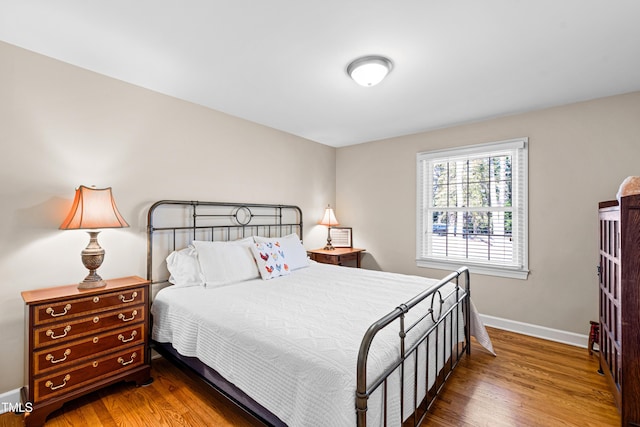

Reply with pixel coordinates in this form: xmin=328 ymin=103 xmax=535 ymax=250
xmin=151 ymin=261 xmax=490 ymax=426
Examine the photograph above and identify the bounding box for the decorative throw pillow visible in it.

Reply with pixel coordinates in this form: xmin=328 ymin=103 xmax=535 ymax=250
xmin=251 ymin=241 xmax=291 ymax=280
xmin=254 ymin=233 xmax=309 ymax=270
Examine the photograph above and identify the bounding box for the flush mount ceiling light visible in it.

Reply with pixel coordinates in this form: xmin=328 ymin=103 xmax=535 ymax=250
xmin=347 ymin=55 xmax=393 ymax=87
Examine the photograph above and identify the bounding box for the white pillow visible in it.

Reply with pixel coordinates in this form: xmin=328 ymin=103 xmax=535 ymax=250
xmin=251 ymin=241 xmax=291 ymax=280
xmin=192 ymin=239 xmax=260 ymax=287
xmin=254 ymin=233 xmax=309 ymax=270
xmin=166 ymin=246 xmax=205 ymax=287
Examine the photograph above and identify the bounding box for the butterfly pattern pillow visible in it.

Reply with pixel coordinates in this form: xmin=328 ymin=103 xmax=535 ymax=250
xmin=251 ymin=241 xmax=291 ymax=280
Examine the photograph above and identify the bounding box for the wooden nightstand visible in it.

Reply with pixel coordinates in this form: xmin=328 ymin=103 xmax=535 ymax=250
xmin=308 ymin=247 xmax=365 ymax=268
xmin=21 ymin=276 xmax=152 ymax=427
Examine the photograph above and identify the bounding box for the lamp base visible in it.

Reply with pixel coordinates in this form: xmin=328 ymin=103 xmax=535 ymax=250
xmin=78 ymin=275 xmax=107 ymax=289
xmin=324 ymin=226 xmax=335 ymax=250
xmin=78 ymin=231 xmax=108 ymax=290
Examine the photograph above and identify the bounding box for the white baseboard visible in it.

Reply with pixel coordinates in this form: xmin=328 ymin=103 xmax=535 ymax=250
xmin=479 ymin=314 xmax=589 ymax=348
xmin=0 ymin=388 xmax=22 ymax=414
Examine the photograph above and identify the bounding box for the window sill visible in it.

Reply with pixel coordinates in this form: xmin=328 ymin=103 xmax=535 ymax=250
xmin=416 ymin=258 xmax=529 ymax=280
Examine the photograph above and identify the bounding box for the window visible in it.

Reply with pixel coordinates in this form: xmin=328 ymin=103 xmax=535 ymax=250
xmin=416 ymin=138 xmax=528 ymax=279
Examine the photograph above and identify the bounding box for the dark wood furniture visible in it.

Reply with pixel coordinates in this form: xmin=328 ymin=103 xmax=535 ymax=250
xmin=307 ymin=247 xmax=365 ymax=268
xmin=21 ymin=276 xmax=152 ymax=427
xmin=598 ymin=195 xmax=640 ymax=426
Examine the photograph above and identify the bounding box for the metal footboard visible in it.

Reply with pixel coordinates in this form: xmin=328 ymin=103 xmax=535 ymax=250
xmin=356 ymin=267 xmax=470 ymax=427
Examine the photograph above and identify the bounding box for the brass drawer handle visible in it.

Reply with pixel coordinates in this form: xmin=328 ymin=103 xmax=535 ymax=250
xmin=118 ymin=310 xmax=138 ymax=322
xmin=118 ymin=331 xmax=137 ymax=343
xmin=46 ymin=349 xmax=71 ymax=364
xmin=117 ymin=352 xmax=137 ymax=366
xmin=45 ymin=374 xmax=70 ymax=391
xmin=46 ymin=304 xmax=71 ymax=317
xmin=119 ymin=292 xmax=138 ymax=303
xmin=46 ymin=325 xmax=71 ymax=340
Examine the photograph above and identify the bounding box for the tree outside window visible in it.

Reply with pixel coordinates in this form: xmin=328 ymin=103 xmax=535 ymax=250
xmin=417 ymin=138 xmax=528 ymax=279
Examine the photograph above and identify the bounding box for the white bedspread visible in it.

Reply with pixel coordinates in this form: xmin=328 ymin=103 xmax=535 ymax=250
xmin=151 ymin=262 xmax=492 ymax=426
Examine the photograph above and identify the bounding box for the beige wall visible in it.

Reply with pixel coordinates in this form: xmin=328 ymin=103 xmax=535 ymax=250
xmin=3 ymin=37 xmax=639 ymax=396
xmin=336 ymin=91 xmax=640 ymax=335
xmin=0 ymin=41 xmax=335 ymax=393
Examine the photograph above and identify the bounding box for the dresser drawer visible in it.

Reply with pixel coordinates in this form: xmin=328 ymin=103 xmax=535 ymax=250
xmin=33 ymin=324 xmax=146 ymax=375
xmin=312 ymin=253 xmax=341 ymax=264
xmin=33 ymin=287 xmax=146 ymax=326
xmin=33 ymin=305 xmax=146 ymax=349
xmin=33 ymin=345 xmax=145 ymax=402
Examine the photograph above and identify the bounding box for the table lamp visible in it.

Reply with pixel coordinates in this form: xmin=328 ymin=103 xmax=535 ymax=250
xmin=320 ymin=204 xmax=339 ymax=250
xmin=59 ymin=185 xmax=129 ymax=289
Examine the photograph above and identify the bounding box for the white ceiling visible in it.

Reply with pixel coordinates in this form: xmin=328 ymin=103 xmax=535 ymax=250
xmin=1 ymin=1 xmax=640 ymax=147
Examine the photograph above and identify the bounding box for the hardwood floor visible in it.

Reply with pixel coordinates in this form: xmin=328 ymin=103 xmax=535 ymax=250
xmin=422 ymin=328 xmax=619 ymax=427
xmin=1 ymin=327 xmax=620 ymax=427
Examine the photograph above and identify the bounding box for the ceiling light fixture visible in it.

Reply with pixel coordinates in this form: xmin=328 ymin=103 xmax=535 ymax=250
xmin=347 ymin=55 xmax=393 ymax=87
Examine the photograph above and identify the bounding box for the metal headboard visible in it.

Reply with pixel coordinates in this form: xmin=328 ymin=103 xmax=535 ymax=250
xmin=146 ymin=200 xmax=303 ymax=286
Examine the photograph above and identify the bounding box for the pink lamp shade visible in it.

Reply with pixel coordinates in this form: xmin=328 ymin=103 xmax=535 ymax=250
xmin=320 ymin=205 xmax=339 ymax=227
xmin=320 ymin=205 xmax=339 ymax=250
xmin=60 ymin=185 xmax=129 ymax=230
xmin=60 ymin=186 xmax=128 ymax=289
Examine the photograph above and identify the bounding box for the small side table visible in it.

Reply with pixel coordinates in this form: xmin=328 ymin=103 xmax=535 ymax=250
xmin=308 ymin=247 xmax=365 ymax=268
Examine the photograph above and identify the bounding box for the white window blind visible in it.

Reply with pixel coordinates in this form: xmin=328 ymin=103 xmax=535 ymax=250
xmin=416 ymin=138 xmax=529 ymax=279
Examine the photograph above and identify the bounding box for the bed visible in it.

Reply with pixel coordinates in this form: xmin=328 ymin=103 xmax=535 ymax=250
xmin=147 ymin=200 xmax=492 ymax=426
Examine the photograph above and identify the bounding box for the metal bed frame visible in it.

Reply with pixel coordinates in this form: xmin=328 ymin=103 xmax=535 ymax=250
xmin=147 ymin=200 xmax=471 ymax=426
